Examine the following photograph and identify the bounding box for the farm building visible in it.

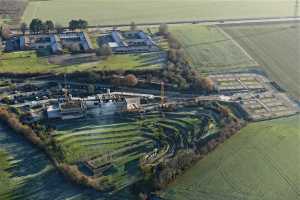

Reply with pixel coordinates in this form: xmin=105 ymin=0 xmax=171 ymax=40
xmin=101 ymin=30 xmax=159 ymax=53
xmin=4 ymin=32 xmax=93 ymax=54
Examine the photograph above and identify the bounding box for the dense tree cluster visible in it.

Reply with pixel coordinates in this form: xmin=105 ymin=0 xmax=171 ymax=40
xmin=68 ymin=19 xmax=88 ymax=30
xmin=158 ymin=24 xmax=215 ymax=92
xmin=59 ymin=164 xmax=112 ymax=191
xmin=110 ymin=74 xmax=138 ymax=87
xmin=29 ymin=18 xmax=55 ymax=34
xmin=96 ymin=45 xmax=113 ymax=57
xmin=130 ymin=21 xmax=137 ymax=31
xmin=0 ymin=107 xmax=43 ymax=146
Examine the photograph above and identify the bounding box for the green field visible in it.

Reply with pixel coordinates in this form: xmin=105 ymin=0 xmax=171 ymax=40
xmin=0 ymin=149 xmax=16 ymax=200
xmin=52 ymin=107 xmax=220 ymax=190
xmin=22 ymin=0 xmax=294 ymax=26
xmin=170 ymin=25 xmax=257 ymax=70
xmin=0 ymin=51 xmax=162 ymax=74
xmin=162 ymin=115 xmax=300 ymax=200
xmin=223 ymin=23 xmax=300 ymax=100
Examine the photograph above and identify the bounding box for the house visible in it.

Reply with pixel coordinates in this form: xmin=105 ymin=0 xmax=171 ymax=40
xmin=4 ymin=36 xmax=24 ymax=52
xmin=59 ymin=32 xmax=93 ymax=53
xmin=101 ymin=30 xmax=159 ymax=53
xmin=25 ymin=34 xmax=63 ymax=54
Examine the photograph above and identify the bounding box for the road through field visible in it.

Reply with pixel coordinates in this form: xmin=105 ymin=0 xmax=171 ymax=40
xmin=216 ymin=27 xmax=258 ymax=66
xmin=222 ymin=23 xmax=300 ymax=100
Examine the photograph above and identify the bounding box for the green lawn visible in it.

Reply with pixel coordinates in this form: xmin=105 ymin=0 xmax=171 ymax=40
xmin=223 ymin=23 xmax=300 ymax=100
xmin=162 ymin=115 xmax=300 ymax=200
xmin=53 ymin=118 xmax=155 ymax=189
xmin=0 ymin=51 xmax=161 ymax=74
xmin=22 ymin=0 xmax=293 ymax=26
xmin=0 ymin=150 xmax=16 ymax=200
xmin=54 ymin=120 xmax=148 ymax=163
xmin=170 ymin=25 xmax=257 ymax=70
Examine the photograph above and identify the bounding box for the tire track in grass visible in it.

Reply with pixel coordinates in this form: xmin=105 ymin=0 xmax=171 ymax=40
xmin=217 ymin=26 xmax=258 ymax=66
xmin=252 ymin=145 xmax=300 ymax=198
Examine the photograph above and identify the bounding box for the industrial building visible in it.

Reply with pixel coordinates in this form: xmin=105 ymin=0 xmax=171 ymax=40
xmin=101 ymin=30 xmax=159 ymax=53
xmin=47 ymin=92 xmax=141 ymax=120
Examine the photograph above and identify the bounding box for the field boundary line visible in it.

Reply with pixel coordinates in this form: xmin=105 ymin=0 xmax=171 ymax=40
xmin=216 ymin=26 xmax=259 ymax=66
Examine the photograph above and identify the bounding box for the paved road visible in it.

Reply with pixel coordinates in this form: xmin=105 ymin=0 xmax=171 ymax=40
xmin=10 ymin=16 xmax=300 ymax=33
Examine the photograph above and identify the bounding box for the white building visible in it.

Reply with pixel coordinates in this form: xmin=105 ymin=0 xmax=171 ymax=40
xmin=102 ymin=30 xmax=159 ymax=53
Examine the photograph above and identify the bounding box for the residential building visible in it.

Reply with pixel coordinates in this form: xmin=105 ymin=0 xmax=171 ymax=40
xmin=101 ymin=30 xmax=159 ymax=53
xmin=4 ymin=32 xmax=93 ymax=54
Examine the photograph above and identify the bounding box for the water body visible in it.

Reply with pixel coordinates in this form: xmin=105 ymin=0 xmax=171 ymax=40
xmin=0 ymin=124 xmax=134 ymax=200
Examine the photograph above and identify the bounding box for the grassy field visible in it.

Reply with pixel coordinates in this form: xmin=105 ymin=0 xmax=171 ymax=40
xmin=170 ymin=25 xmax=257 ymax=70
xmin=52 ymin=107 xmax=219 ymax=190
xmin=0 ymin=51 xmax=162 ymax=74
xmin=22 ymin=0 xmax=294 ymax=26
xmin=53 ymin=116 xmax=155 ymax=189
xmin=222 ymin=23 xmax=300 ymax=100
xmin=162 ymin=115 xmax=300 ymax=200
xmin=0 ymin=125 xmax=105 ymax=200
xmin=0 ymin=149 xmax=16 ymax=200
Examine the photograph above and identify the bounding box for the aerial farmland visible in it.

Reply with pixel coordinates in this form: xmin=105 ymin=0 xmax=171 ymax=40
xmin=169 ymin=25 xmax=257 ymax=70
xmin=222 ymin=23 xmax=300 ymax=100
xmin=0 ymin=1 xmax=299 ymax=200
xmin=162 ymin=115 xmax=300 ymax=200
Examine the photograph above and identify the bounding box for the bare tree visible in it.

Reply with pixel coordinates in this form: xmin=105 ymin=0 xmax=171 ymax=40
xmin=20 ymin=22 xmax=27 ymax=35
xmin=159 ymin=23 xmax=169 ymax=35
xmin=55 ymin=24 xmax=64 ymax=34
xmin=201 ymin=77 xmax=214 ymax=92
xmin=130 ymin=21 xmax=137 ymax=31
xmin=124 ymin=74 xmax=138 ymax=87
xmin=96 ymin=45 xmax=112 ymax=57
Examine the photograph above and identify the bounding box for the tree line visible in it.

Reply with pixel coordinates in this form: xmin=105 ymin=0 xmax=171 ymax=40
xmin=158 ymin=23 xmax=215 ymax=93
xmin=0 ymin=18 xmax=89 ymax=39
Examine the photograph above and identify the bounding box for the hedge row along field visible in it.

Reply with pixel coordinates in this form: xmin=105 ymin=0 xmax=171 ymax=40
xmin=162 ymin=115 xmax=300 ymax=200
xmin=22 ymin=0 xmax=293 ymax=26
xmin=222 ymin=23 xmax=300 ymax=100
xmin=169 ymin=25 xmax=257 ymax=71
